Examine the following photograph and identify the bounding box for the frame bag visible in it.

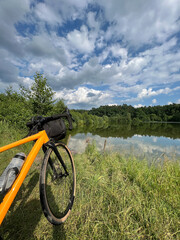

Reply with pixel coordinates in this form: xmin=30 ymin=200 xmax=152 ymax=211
xmin=43 ymin=119 xmax=66 ymax=141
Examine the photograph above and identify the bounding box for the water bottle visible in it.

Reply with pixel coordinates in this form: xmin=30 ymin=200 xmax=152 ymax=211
xmin=0 ymin=152 xmax=26 ymax=193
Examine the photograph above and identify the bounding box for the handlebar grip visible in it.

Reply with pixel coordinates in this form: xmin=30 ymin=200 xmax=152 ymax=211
xmin=26 ymin=121 xmax=33 ymax=128
xmin=67 ymin=114 xmax=73 ymax=130
xmin=63 ymin=108 xmax=74 ymax=130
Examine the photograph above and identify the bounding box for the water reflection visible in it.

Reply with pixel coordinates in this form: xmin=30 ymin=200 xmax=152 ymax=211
xmin=68 ymin=123 xmax=180 ymax=161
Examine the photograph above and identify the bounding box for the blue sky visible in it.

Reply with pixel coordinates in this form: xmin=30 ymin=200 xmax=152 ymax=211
xmin=0 ymin=0 xmax=180 ymax=109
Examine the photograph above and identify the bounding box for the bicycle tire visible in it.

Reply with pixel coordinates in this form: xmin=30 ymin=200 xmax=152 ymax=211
xmin=39 ymin=142 xmax=76 ymax=225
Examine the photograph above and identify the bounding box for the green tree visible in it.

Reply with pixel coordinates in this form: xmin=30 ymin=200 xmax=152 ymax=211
xmin=0 ymin=87 xmax=33 ymax=128
xmin=51 ymin=99 xmax=66 ymax=115
xmin=83 ymin=112 xmax=93 ymax=125
xmin=21 ymin=72 xmax=54 ymax=115
xmin=170 ymin=112 xmax=180 ymax=122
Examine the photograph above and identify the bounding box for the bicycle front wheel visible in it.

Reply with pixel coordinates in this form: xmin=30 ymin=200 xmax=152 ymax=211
xmin=40 ymin=142 xmax=76 ymax=225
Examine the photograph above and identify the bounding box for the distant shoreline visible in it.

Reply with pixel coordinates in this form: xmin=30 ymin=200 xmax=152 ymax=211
xmin=143 ymin=121 xmax=180 ymax=124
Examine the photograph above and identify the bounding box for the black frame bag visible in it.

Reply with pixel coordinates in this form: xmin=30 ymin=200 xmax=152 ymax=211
xmin=43 ymin=118 xmax=66 ymax=141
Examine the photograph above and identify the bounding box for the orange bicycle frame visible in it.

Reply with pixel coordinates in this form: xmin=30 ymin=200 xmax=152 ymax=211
xmin=0 ymin=130 xmax=49 ymax=225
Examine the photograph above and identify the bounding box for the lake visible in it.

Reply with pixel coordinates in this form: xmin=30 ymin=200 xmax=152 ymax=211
xmin=68 ymin=122 xmax=180 ymax=162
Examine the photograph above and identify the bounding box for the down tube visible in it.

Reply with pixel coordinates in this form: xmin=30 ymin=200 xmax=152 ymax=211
xmin=0 ymin=133 xmax=47 ymax=225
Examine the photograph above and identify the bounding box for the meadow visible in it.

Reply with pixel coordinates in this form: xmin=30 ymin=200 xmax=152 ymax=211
xmin=0 ymin=122 xmax=179 ymax=240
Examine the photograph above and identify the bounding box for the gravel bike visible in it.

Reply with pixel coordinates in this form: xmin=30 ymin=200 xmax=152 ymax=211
xmin=0 ymin=108 xmax=76 ymax=226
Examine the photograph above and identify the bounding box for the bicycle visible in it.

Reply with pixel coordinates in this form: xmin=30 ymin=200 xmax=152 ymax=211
xmin=0 ymin=108 xmax=76 ymax=226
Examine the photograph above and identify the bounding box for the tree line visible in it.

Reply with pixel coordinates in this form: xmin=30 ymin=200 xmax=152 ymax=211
xmin=88 ymin=104 xmax=180 ymax=124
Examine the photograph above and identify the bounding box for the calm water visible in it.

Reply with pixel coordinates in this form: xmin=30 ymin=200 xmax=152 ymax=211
xmin=68 ymin=123 xmax=180 ymax=161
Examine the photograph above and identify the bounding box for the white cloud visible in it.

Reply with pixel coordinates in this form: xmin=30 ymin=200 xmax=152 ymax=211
xmin=0 ymin=0 xmax=30 ymax=24
xmin=109 ymin=44 xmax=128 ymax=60
xmin=98 ymin=44 xmax=128 ymax=63
xmin=124 ymin=86 xmax=179 ymax=104
xmin=18 ymin=76 xmax=33 ymax=87
xmin=98 ymin=0 xmax=180 ymax=46
xmin=138 ymin=88 xmax=155 ymax=99
xmin=152 ymin=99 xmax=157 ymax=104
xmin=0 ymin=0 xmax=30 ymax=57
xmin=108 ymin=103 xmax=118 ymax=106
xmin=55 ymin=87 xmax=111 ymax=109
xmin=0 ymin=51 xmax=19 ymax=83
xmin=168 ymin=102 xmax=173 ymax=105
xmin=34 ymin=0 xmax=90 ymax=24
xmin=138 ymin=88 xmax=171 ymax=99
xmin=134 ymin=104 xmax=144 ymax=108
xmin=125 ymin=57 xmax=147 ymax=75
xmin=87 ymin=11 xmax=100 ymax=30
xmin=35 ymin=3 xmax=62 ymax=25
xmin=25 ymin=33 xmax=68 ymax=64
xmin=28 ymin=60 xmax=61 ymax=77
xmin=67 ymin=25 xmax=95 ymax=53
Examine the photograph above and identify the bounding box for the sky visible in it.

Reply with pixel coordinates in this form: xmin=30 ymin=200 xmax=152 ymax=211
xmin=0 ymin=0 xmax=180 ymax=109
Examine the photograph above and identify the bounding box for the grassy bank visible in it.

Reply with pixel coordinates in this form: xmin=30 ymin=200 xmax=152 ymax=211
xmin=0 ymin=124 xmax=179 ymax=239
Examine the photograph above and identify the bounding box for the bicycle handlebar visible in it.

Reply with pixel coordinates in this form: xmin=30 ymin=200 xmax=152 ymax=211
xmin=26 ymin=108 xmax=75 ymax=131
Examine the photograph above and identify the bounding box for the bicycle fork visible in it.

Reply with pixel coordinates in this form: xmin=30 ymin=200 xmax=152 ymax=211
xmin=44 ymin=142 xmax=69 ymax=179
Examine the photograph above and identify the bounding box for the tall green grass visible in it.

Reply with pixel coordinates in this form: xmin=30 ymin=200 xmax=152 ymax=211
xmin=0 ymin=121 xmax=33 ymax=175
xmin=0 ymin=125 xmax=179 ymax=239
